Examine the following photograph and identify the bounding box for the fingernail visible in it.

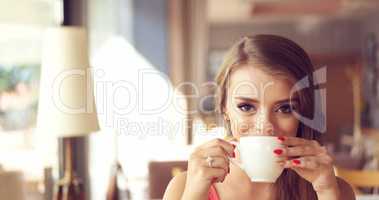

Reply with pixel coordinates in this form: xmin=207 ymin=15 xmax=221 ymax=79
xmin=231 ymin=151 xmax=235 ymax=158
xmin=273 ymin=149 xmax=283 ymax=155
xmin=211 ymin=178 xmax=217 ymax=183
xmin=278 ymin=136 xmax=285 ymax=141
xmin=292 ymin=159 xmax=301 ymax=165
xmin=227 ymin=168 xmax=230 ymax=174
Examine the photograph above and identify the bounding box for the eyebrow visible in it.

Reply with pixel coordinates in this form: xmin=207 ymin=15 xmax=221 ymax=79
xmin=234 ymin=96 xmax=300 ymax=104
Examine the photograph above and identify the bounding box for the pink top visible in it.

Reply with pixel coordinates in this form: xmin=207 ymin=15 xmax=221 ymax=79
xmin=208 ymin=185 xmax=220 ymax=200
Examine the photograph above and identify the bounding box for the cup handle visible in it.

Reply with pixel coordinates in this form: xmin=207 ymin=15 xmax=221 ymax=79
xmin=228 ymin=143 xmax=243 ymax=169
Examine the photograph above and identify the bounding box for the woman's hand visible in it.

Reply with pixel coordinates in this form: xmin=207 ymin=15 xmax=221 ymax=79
xmin=182 ymin=138 xmax=235 ymax=199
xmin=274 ymin=136 xmax=340 ymax=196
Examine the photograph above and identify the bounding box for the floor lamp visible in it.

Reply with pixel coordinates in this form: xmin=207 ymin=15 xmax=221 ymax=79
xmin=37 ymin=26 xmax=100 ymax=200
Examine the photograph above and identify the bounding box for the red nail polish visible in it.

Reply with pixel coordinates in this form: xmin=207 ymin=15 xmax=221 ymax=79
xmin=228 ymin=168 xmax=230 ymax=174
xmin=232 ymin=151 xmax=236 ymax=158
xmin=292 ymin=159 xmax=301 ymax=165
xmin=278 ymin=136 xmax=285 ymax=141
xmin=211 ymin=178 xmax=217 ymax=183
xmin=273 ymin=149 xmax=283 ymax=155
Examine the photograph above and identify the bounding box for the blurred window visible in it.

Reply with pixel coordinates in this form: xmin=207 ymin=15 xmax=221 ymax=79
xmin=0 ymin=0 xmax=60 ymax=180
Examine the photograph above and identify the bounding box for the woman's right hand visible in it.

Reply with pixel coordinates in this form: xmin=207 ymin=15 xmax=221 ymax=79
xmin=182 ymin=138 xmax=236 ymax=199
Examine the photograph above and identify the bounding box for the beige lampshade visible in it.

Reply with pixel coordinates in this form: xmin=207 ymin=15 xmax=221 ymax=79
xmin=36 ymin=26 xmax=100 ymax=137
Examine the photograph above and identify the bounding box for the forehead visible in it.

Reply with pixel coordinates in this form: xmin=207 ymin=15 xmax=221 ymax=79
xmin=228 ymin=65 xmax=295 ymax=99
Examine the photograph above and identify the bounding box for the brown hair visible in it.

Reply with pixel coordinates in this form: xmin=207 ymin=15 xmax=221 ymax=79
xmin=215 ymin=34 xmax=321 ymax=200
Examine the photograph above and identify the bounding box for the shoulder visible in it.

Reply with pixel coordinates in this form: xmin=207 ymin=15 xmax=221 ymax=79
xmin=336 ymin=177 xmax=356 ymax=200
xmin=163 ymin=171 xmax=187 ymax=200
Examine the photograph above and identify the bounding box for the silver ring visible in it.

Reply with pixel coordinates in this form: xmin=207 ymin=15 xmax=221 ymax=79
xmin=206 ymin=156 xmax=214 ymax=168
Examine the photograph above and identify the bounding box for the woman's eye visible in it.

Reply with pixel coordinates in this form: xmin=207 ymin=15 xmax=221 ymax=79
xmin=237 ymin=103 xmax=256 ymax=112
xmin=277 ymin=104 xmax=296 ymax=114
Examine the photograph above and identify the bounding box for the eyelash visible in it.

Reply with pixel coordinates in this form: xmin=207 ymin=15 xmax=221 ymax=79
xmin=237 ymin=103 xmax=256 ymax=113
xmin=276 ymin=104 xmax=297 ymax=114
xmin=236 ymin=103 xmax=297 ymax=114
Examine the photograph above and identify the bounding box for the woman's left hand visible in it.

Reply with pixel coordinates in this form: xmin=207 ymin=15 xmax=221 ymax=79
xmin=274 ymin=136 xmax=339 ymax=193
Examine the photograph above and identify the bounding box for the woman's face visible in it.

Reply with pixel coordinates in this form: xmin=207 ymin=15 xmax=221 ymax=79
xmin=224 ymin=65 xmax=299 ymax=139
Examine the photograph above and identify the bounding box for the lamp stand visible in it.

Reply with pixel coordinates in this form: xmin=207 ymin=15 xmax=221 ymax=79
xmin=54 ymin=138 xmax=85 ymax=200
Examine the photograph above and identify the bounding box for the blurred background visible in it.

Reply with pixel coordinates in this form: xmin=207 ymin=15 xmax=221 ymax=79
xmin=1 ymin=0 xmax=379 ymax=199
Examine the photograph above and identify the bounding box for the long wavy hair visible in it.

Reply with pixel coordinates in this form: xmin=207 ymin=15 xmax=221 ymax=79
xmin=215 ymin=34 xmax=321 ymax=200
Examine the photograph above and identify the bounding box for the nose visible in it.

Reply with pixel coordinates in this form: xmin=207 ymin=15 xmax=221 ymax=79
xmin=252 ymin=109 xmax=274 ymax=136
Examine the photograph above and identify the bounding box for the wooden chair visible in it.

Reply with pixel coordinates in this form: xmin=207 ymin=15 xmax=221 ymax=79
xmin=0 ymin=170 xmax=25 ymax=200
xmin=334 ymin=167 xmax=379 ymax=194
xmin=148 ymin=161 xmax=187 ymax=199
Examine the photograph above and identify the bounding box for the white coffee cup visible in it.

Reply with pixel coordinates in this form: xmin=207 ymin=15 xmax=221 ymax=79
xmin=230 ymin=136 xmax=285 ymax=182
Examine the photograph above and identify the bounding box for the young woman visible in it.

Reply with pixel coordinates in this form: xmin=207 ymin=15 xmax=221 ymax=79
xmin=163 ymin=35 xmax=355 ymax=200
